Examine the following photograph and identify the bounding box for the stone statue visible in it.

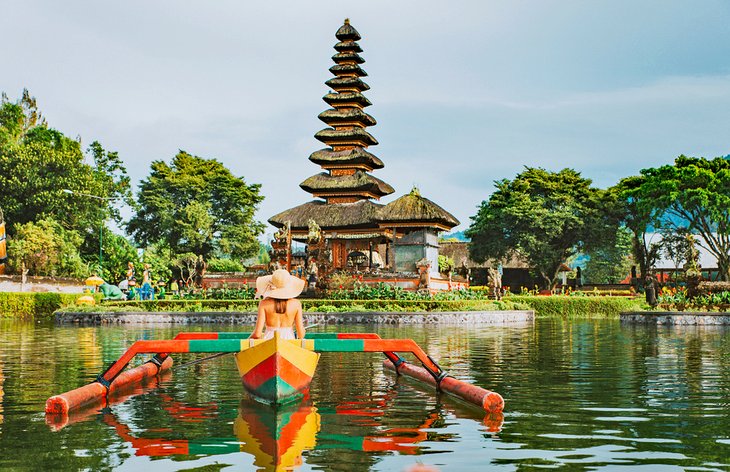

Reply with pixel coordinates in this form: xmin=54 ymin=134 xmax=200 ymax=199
xmin=307 ymin=219 xmax=322 ymax=245
xmin=99 ymin=282 xmax=124 ymax=300
xmin=488 ymin=266 xmax=502 ymax=300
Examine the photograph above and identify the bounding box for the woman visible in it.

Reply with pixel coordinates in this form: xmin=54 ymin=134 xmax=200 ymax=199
xmin=250 ymin=269 xmax=306 ymax=340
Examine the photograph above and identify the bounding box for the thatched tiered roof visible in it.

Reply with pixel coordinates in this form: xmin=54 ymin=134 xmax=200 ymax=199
xmin=270 ymin=21 xmax=458 ymax=241
xmin=269 ymin=199 xmax=384 ymax=232
xmin=376 ymin=188 xmax=460 ymax=230
xmin=309 ymin=147 xmax=383 ymax=170
xmin=297 ymin=18 xmax=392 ymax=201
xmin=300 ymin=171 xmax=394 ymax=197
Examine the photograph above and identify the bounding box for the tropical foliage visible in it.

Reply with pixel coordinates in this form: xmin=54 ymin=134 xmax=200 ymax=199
xmin=627 ymin=156 xmax=730 ymax=281
xmin=127 ymin=151 xmax=265 ymax=261
xmin=466 ymin=167 xmax=621 ymax=289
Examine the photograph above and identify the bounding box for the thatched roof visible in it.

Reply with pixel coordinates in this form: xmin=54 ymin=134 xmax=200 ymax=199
xmin=325 ymin=76 xmax=370 ymax=92
xmin=336 ymin=19 xmax=361 ymax=41
xmin=329 ymin=63 xmax=367 ymax=77
xmin=332 ymin=52 xmax=365 ymax=64
xmin=309 ymin=147 xmax=384 ymax=169
xmin=318 ymin=108 xmax=376 ymax=127
xmin=334 ymin=41 xmax=362 ymax=54
xmin=269 ymin=199 xmax=384 ymax=231
xmin=300 ymin=171 xmax=394 ymax=197
xmin=315 ymin=127 xmax=378 ymax=147
xmin=323 ymin=92 xmax=371 ymax=107
xmin=376 ymin=188 xmax=460 ymax=229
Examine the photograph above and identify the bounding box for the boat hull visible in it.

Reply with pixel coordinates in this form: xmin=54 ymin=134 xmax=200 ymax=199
xmin=234 ymin=332 xmax=320 ymax=405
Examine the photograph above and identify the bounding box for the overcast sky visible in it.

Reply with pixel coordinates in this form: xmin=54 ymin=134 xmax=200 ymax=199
xmin=3 ymin=1 xmax=730 ymax=238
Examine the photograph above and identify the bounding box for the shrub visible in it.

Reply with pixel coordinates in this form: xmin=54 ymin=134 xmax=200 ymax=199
xmin=0 ymin=292 xmax=101 ymax=319
xmin=207 ymin=258 xmax=245 ymax=273
xmin=508 ymin=295 xmax=643 ymax=318
xmin=697 ymin=281 xmax=730 ymax=295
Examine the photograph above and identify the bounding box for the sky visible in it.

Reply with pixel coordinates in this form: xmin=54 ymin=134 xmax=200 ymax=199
xmin=2 ymin=0 xmax=730 ymax=239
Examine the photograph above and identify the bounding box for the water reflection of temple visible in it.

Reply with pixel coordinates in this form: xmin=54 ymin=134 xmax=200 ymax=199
xmin=269 ymin=20 xmax=460 ymax=288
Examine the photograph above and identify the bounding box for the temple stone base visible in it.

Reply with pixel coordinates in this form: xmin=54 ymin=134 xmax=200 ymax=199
xmin=55 ymin=310 xmax=534 ymax=325
xmin=620 ymin=311 xmax=730 ymax=325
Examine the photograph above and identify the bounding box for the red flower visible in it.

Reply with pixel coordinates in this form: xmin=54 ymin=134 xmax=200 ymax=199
xmin=339 ymin=285 xmax=343 ymax=289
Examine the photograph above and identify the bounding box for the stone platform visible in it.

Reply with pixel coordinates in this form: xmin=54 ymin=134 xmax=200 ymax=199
xmin=55 ymin=310 xmax=534 ymax=325
xmin=620 ymin=311 xmax=730 ymax=325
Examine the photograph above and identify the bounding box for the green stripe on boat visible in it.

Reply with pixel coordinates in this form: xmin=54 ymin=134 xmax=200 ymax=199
xmin=313 ymin=339 xmax=364 ymax=352
xmin=188 ymin=339 xmax=243 ymax=352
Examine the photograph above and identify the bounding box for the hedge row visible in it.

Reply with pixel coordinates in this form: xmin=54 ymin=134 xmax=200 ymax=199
xmin=99 ymin=298 xmax=530 ymax=313
xmin=0 ymin=293 xmax=645 ymax=319
xmin=0 ymin=292 xmax=101 ymax=319
xmin=507 ymin=295 xmax=644 ymax=318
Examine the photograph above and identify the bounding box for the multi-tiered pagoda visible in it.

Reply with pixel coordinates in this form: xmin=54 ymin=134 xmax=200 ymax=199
xmin=270 ymin=20 xmax=459 ymax=274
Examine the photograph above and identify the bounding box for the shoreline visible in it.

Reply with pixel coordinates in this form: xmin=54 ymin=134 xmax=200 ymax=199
xmin=620 ymin=311 xmax=730 ymax=325
xmin=54 ymin=310 xmax=534 ymax=325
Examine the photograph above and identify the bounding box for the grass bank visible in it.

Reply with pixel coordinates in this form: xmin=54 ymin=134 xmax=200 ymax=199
xmin=0 ymin=292 xmax=100 ymax=320
xmin=508 ymin=295 xmax=645 ymax=318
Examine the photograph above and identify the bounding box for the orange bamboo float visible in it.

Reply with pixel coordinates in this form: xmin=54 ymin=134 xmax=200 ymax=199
xmin=383 ymin=360 xmax=504 ymax=413
xmin=45 ymin=357 xmax=173 ymax=415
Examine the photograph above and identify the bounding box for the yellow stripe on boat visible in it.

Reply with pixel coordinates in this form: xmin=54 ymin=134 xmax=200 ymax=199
xmin=235 ymin=333 xmax=317 ymax=377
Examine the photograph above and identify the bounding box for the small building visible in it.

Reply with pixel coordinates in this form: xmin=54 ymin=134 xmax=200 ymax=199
xmin=438 ymin=241 xmax=533 ymax=289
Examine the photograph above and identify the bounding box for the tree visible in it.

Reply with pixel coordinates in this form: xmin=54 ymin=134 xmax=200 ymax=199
xmin=7 ymin=218 xmax=87 ymax=277
xmin=140 ymin=243 xmax=173 ymax=283
xmin=660 ymin=226 xmax=692 ymax=280
xmin=0 ymin=91 xmax=132 ymax=270
xmin=127 ymin=151 xmax=265 ymax=261
xmin=616 ymin=176 xmax=663 ymax=282
xmin=582 ymin=226 xmax=634 ymax=284
xmin=98 ymin=231 xmax=140 ymax=283
xmin=0 ymin=89 xmax=45 ymax=147
xmin=630 ymin=156 xmax=730 ymax=281
xmin=466 ymin=167 xmax=619 ymax=289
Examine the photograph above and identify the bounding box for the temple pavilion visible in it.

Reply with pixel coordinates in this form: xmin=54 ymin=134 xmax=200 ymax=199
xmin=269 ymin=19 xmax=459 ymax=276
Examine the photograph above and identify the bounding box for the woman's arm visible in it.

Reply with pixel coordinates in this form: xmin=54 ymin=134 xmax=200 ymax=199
xmin=250 ymin=301 xmax=266 ymax=339
xmin=295 ymin=301 xmax=305 ymax=339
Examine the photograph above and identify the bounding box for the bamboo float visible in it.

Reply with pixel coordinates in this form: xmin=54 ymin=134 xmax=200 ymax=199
xmin=383 ymin=360 xmax=504 ymax=413
xmin=45 ymin=357 xmax=173 ymax=415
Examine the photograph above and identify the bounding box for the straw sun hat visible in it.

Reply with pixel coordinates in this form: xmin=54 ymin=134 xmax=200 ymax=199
xmin=256 ymin=269 xmax=305 ymax=300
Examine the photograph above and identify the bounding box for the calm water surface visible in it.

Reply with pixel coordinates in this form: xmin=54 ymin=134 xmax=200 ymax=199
xmin=0 ymin=319 xmax=729 ymax=471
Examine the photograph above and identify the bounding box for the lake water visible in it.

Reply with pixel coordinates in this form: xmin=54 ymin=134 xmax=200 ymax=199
xmin=0 ymin=319 xmax=728 ymax=471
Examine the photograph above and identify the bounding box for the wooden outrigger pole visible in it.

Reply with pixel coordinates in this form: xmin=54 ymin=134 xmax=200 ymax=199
xmin=46 ymin=332 xmax=504 ymax=416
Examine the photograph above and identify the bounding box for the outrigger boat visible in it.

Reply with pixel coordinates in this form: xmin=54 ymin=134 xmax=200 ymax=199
xmin=46 ymin=331 xmax=504 ymax=415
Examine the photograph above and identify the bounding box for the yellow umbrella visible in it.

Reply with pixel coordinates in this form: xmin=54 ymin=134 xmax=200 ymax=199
xmin=85 ymin=275 xmax=104 ymax=286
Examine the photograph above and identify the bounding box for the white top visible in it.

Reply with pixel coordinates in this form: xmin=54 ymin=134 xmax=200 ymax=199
xmin=263 ymin=326 xmax=295 ymax=340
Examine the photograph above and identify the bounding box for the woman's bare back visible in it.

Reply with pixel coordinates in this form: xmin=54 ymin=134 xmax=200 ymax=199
xmin=261 ymin=298 xmax=301 ymax=328
xmin=251 ymin=298 xmax=305 ymax=339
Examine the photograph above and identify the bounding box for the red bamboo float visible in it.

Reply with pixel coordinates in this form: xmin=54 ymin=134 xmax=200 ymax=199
xmin=45 ymin=357 xmax=173 ymax=415
xmin=383 ymin=359 xmax=504 ymax=413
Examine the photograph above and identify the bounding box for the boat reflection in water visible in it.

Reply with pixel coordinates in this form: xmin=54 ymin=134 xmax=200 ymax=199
xmin=100 ymin=399 xmax=320 ymax=469
xmin=234 ymin=400 xmax=320 ymax=470
xmin=88 ymin=387 xmax=501 ymax=469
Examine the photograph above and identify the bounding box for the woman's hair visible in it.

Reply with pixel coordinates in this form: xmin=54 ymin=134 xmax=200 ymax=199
xmin=274 ymin=299 xmax=288 ymax=314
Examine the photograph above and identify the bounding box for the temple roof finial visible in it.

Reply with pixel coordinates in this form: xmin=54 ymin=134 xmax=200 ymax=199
xmin=344 ymin=18 xmax=350 ymax=25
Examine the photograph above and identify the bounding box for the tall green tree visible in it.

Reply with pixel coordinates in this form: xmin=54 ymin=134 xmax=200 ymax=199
xmin=629 ymin=156 xmax=730 ymax=280
xmin=127 ymin=151 xmax=264 ymax=261
xmin=466 ymin=167 xmax=619 ymax=289
xmin=0 ymin=91 xmax=132 ymax=252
